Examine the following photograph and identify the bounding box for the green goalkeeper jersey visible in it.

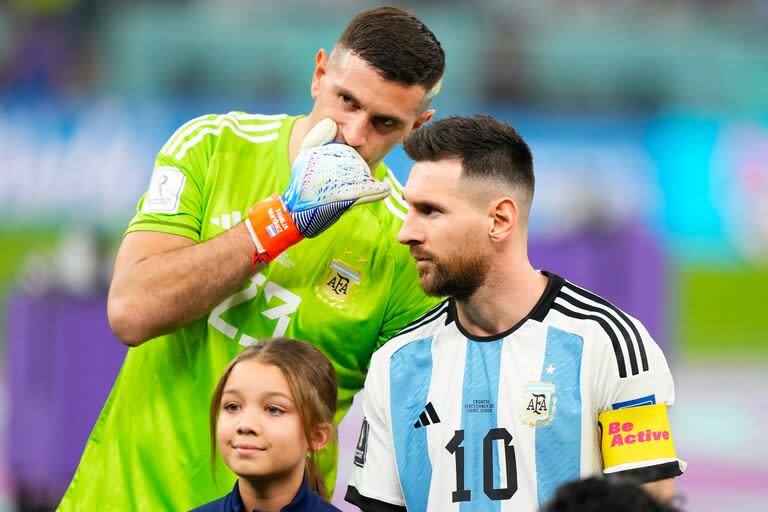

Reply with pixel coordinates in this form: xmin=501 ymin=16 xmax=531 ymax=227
xmin=58 ymin=112 xmax=439 ymax=511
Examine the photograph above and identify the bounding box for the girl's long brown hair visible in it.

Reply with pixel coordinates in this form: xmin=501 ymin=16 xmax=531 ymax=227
xmin=209 ymin=337 xmax=338 ymax=499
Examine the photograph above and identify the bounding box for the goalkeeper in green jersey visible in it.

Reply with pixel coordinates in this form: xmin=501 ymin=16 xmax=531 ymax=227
xmin=58 ymin=7 xmax=445 ymax=511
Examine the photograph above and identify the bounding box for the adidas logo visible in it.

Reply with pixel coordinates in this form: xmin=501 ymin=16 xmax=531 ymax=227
xmin=413 ymin=402 xmax=441 ymax=428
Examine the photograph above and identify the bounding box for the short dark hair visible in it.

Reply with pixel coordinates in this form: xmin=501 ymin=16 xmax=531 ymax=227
xmin=542 ymin=477 xmax=681 ymax=512
xmin=337 ymin=7 xmax=445 ymax=93
xmin=403 ymin=114 xmax=535 ymax=202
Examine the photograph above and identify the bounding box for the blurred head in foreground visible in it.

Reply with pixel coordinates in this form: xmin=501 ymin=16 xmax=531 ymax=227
xmin=542 ymin=476 xmax=682 ymax=512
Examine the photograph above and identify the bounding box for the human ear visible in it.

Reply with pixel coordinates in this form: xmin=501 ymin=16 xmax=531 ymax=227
xmin=310 ymin=422 xmax=334 ymax=452
xmin=412 ymin=109 xmax=435 ymax=131
xmin=310 ymin=49 xmax=328 ymax=100
xmin=488 ymin=198 xmax=518 ymax=242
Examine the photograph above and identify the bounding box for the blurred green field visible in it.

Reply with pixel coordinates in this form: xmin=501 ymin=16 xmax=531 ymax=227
xmin=0 ymin=230 xmax=59 ymax=285
xmin=678 ymin=265 xmax=768 ymax=359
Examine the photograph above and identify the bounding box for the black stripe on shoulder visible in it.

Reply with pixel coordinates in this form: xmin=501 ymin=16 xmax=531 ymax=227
xmin=395 ymin=300 xmax=450 ymax=338
xmin=607 ymin=461 xmax=683 ymax=484
xmin=530 ymin=271 xmax=566 ymax=322
xmin=564 ymin=282 xmax=648 ymax=372
xmin=558 ymin=290 xmax=640 ymax=376
xmin=552 ymin=302 xmax=627 ymax=378
xmin=345 ymin=486 xmax=407 ymax=512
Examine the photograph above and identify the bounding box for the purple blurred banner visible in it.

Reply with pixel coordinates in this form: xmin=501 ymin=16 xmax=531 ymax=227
xmin=6 ymin=292 xmax=126 ymax=504
xmin=530 ymin=221 xmax=666 ymax=345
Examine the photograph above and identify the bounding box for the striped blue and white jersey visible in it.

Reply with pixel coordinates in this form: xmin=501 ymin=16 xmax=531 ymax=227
xmin=346 ymin=272 xmax=684 ymax=512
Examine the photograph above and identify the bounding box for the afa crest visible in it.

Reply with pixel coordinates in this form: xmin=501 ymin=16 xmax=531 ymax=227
xmin=317 ymin=259 xmax=362 ymax=306
xmin=520 ymin=381 xmax=557 ymax=427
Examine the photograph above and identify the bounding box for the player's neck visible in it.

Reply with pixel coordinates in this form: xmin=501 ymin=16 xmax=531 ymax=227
xmin=456 ymin=261 xmax=548 ymax=337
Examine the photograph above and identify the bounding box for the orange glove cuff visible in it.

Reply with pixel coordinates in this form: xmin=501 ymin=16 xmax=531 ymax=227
xmin=245 ymin=194 xmax=303 ymax=263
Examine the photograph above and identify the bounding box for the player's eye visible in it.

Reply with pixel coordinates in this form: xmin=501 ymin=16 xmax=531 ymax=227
xmin=265 ymin=405 xmax=284 ymax=416
xmin=372 ymin=117 xmax=400 ymax=134
xmin=340 ymin=94 xmax=356 ymax=108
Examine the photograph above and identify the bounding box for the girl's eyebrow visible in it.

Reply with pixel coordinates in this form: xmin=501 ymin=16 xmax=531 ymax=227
xmin=221 ymin=388 xmax=242 ymax=398
xmin=263 ymin=391 xmax=295 ymax=403
xmin=222 ymin=388 xmax=294 ymax=402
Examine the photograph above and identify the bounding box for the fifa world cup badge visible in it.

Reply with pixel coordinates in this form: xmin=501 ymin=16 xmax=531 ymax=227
xmin=317 ymin=259 xmax=361 ymax=307
xmin=142 ymin=166 xmax=186 ymax=214
xmin=520 ymin=381 xmax=557 ymax=427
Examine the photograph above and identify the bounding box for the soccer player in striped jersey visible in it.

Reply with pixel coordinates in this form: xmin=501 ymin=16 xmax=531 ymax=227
xmin=58 ymin=8 xmax=445 ymax=511
xmin=346 ymin=115 xmax=685 ymax=512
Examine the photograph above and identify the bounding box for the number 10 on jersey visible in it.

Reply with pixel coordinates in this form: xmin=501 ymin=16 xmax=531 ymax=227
xmin=445 ymin=428 xmax=518 ymax=502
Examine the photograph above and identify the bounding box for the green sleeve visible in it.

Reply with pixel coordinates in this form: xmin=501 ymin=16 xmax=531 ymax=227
xmin=125 ymin=115 xmax=217 ymax=240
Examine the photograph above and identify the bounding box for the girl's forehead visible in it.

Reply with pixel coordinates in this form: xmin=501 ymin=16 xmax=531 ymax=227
xmin=226 ymin=359 xmax=291 ymax=392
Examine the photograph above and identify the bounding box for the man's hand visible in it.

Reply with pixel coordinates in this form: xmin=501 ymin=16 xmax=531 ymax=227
xmin=245 ymin=119 xmax=390 ymax=262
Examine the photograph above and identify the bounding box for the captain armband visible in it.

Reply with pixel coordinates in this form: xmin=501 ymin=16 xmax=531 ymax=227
xmin=598 ymin=404 xmax=683 ymax=474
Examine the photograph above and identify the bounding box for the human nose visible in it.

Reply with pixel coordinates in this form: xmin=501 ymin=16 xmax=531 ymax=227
xmin=337 ymin=113 xmax=368 ymax=148
xmin=397 ymin=211 xmax=423 ymax=246
xmin=236 ymin=409 xmax=261 ymax=435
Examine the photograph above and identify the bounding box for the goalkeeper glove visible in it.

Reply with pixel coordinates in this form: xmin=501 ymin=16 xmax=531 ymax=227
xmin=245 ymin=118 xmax=391 ymax=263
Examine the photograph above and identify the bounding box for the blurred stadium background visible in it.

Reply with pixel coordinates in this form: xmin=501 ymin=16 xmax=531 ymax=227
xmin=1 ymin=0 xmax=767 ymax=510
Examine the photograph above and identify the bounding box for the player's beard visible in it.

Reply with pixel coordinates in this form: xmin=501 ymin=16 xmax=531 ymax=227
xmin=412 ymin=241 xmax=489 ymax=301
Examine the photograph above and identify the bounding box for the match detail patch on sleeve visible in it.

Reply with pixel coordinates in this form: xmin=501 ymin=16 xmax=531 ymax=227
xmin=142 ymin=166 xmax=186 ymax=214
xmin=598 ymin=403 xmax=677 ymax=471
xmin=354 ymin=418 xmax=370 ymax=468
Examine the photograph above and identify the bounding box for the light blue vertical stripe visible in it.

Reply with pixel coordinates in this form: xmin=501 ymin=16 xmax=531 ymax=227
xmin=460 ymin=340 xmax=503 ymax=512
xmin=390 ymin=337 xmax=434 ymax=512
xmin=536 ymin=326 xmax=584 ymax=507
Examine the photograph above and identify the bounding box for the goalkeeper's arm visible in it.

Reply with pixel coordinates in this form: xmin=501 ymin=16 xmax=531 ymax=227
xmin=107 ymin=120 xmax=389 ymax=347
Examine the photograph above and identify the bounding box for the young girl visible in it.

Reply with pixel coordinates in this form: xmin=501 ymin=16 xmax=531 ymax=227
xmin=192 ymin=337 xmax=342 ymax=512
